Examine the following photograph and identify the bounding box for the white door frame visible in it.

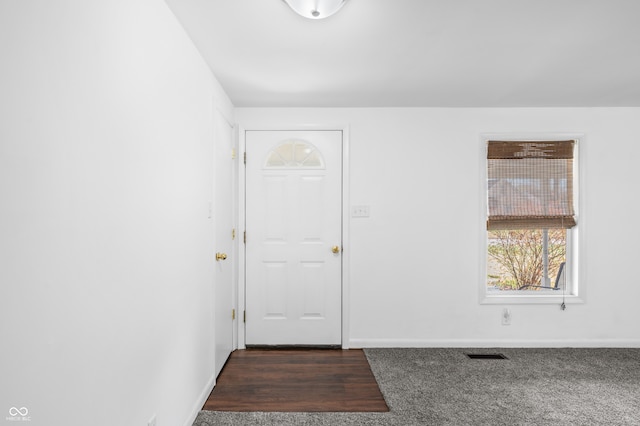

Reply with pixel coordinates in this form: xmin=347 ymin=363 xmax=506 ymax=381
xmin=237 ymin=124 xmax=351 ymax=349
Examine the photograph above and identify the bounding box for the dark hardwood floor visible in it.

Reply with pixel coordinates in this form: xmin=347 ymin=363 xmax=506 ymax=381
xmin=202 ymin=348 xmax=389 ymax=412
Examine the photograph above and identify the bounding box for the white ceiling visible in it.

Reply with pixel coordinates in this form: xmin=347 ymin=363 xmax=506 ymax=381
xmin=164 ymin=0 xmax=640 ymax=107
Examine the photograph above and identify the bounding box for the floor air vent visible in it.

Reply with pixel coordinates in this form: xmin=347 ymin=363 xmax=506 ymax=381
xmin=465 ymin=353 xmax=508 ymax=360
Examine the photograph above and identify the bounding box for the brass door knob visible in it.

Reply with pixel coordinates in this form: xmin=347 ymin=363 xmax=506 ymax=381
xmin=216 ymin=252 xmax=228 ymax=261
xmin=331 ymin=245 xmax=341 ymax=254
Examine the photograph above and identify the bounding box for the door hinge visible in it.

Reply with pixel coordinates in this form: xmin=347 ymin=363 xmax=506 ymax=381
xmin=243 ymin=152 xmax=246 ymax=165
xmin=243 ymin=310 xmax=246 ymax=323
xmin=231 ymin=148 xmax=236 ymax=160
xmin=232 ymin=309 xmax=236 ymax=320
xmin=243 ymin=231 xmax=246 ymax=244
xmin=232 ymin=228 xmax=236 ymax=240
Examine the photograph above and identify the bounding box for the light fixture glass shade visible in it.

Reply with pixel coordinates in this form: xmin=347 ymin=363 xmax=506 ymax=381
xmin=282 ymin=0 xmax=348 ymax=20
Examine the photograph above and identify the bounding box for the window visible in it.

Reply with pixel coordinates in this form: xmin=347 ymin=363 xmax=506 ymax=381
xmin=483 ymin=138 xmax=580 ymax=303
xmin=264 ymin=139 xmax=324 ymax=169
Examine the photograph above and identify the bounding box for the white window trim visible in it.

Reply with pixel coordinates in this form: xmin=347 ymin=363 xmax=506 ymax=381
xmin=479 ymin=133 xmax=586 ymax=305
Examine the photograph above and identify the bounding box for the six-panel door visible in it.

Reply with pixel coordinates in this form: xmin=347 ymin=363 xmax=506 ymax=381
xmin=245 ymin=130 xmax=342 ymax=346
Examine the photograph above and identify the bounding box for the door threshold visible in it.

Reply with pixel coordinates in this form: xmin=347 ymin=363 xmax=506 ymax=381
xmin=245 ymin=344 xmax=342 ymax=350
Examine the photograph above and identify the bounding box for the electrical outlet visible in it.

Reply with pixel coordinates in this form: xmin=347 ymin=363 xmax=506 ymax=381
xmin=502 ymin=308 xmax=511 ymax=326
xmin=351 ymin=205 xmax=370 ymax=218
xmin=148 ymin=414 xmax=157 ymax=426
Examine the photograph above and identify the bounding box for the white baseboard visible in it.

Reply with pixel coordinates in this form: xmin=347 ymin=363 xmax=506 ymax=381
xmin=182 ymin=372 xmax=216 ymax=426
xmin=349 ymin=338 xmax=640 ymax=348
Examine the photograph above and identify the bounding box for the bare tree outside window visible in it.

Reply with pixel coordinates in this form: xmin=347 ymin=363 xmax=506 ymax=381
xmin=487 ymin=229 xmax=566 ymax=290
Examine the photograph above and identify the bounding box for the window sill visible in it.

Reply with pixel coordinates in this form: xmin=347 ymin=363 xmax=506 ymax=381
xmin=480 ymin=291 xmax=584 ymax=305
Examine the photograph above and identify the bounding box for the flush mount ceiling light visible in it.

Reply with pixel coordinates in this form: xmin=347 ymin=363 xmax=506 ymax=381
xmin=282 ymin=0 xmax=349 ymax=19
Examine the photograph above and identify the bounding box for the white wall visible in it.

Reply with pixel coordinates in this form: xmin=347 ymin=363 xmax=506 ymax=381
xmin=236 ymin=107 xmax=640 ymax=348
xmin=2 ymin=2 xmax=638 ymax=422
xmin=0 ymin=1 xmax=232 ymax=425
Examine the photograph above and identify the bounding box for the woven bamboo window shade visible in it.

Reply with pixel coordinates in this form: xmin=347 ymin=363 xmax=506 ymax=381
xmin=487 ymin=140 xmax=576 ymax=230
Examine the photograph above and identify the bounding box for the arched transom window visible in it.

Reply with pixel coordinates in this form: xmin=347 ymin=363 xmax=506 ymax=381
xmin=264 ymin=139 xmax=325 ymax=169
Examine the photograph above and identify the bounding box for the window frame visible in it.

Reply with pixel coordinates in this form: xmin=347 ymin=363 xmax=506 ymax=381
xmin=479 ymin=133 xmax=585 ymax=305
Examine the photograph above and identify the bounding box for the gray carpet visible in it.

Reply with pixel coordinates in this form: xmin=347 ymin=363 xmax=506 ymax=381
xmin=193 ymin=348 xmax=640 ymax=425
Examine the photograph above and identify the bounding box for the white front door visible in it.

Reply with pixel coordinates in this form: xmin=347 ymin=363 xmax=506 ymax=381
xmin=213 ymin=108 xmax=234 ymax=376
xmin=245 ymin=130 xmax=342 ymax=346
